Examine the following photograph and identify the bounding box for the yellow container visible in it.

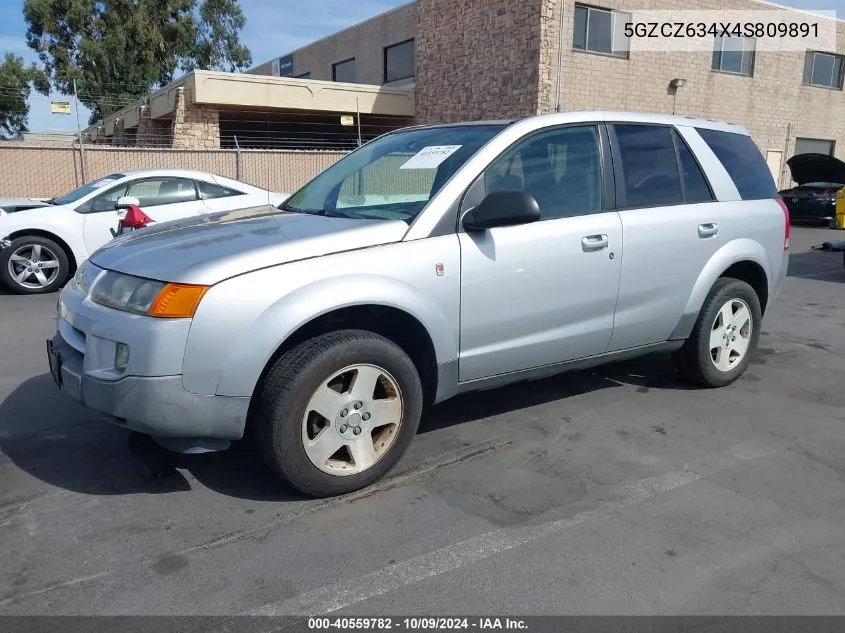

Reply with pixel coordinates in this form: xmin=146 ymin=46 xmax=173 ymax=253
xmin=835 ymin=187 xmax=845 ymax=229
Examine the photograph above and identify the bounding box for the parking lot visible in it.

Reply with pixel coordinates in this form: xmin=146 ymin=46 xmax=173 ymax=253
xmin=0 ymin=226 xmax=844 ymax=616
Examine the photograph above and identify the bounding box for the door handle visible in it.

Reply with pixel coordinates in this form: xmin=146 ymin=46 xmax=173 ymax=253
xmin=581 ymin=234 xmax=609 ymax=252
xmin=698 ymin=223 xmax=719 ymax=238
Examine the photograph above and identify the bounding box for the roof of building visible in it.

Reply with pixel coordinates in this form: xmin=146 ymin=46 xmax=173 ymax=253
xmin=83 ymin=70 xmax=415 ymax=138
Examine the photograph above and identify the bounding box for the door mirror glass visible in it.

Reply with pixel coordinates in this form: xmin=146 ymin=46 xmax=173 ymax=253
xmin=115 ymin=196 xmax=141 ymax=210
xmin=463 ymin=190 xmax=540 ymax=231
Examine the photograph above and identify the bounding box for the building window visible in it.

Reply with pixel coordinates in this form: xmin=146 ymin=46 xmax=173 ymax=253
xmin=573 ymin=4 xmax=629 ymax=59
xmin=712 ymin=36 xmax=755 ymax=76
xmin=794 ymin=137 xmax=835 ymax=156
xmin=295 ymin=72 xmax=311 ymax=79
xmin=332 ymin=58 xmax=356 ymax=83
xmin=384 ymin=39 xmax=415 ymax=83
xmin=803 ymin=51 xmax=844 ymax=89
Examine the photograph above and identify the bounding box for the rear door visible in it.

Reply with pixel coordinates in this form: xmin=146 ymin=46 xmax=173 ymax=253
xmin=606 ymin=123 xmax=724 ymax=351
xmin=82 ymin=177 xmax=205 ymax=253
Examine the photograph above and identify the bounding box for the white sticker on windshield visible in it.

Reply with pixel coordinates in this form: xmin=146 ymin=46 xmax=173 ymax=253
xmin=91 ymin=178 xmax=117 ymax=188
xmin=399 ymin=145 xmax=462 ymax=170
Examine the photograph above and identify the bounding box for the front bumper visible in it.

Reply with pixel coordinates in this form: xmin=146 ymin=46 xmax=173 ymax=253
xmin=49 ymin=333 xmax=249 ymax=441
xmin=784 ymin=200 xmax=835 ymax=221
xmin=49 ymin=283 xmax=250 ymax=444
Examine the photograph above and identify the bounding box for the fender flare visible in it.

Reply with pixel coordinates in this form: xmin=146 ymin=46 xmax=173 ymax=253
xmin=214 ymin=274 xmax=458 ymax=397
xmin=1 ymin=215 xmax=87 ymax=267
xmin=682 ymin=238 xmax=772 ymax=317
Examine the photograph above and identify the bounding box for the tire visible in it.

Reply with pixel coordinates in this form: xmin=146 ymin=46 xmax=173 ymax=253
xmin=0 ymin=235 xmax=69 ymax=295
xmin=255 ymin=329 xmax=423 ymax=498
xmin=673 ymin=277 xmax=762 ymax=388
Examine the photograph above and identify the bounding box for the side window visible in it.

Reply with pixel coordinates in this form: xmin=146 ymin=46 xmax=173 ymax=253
xmin=126 ymin=178 xmax=198 ymax=207
xmin=695 ymin=128 xmax=778 ymax=200
xmin=613 ymin=124 xmax=683 ymax=208
xmin=198 ymin=181 xmax=244 ymax=199
xmin=673 ymin=130 xmax=715 ymax=203
xmin=482 ymin=125 xmax=603 ymax=220
xmin=89 ymin=184 xmax=129 ymax=212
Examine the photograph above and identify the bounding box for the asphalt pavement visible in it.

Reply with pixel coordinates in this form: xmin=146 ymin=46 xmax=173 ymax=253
xmin=1 ymin=226 xmax=844 ymax=616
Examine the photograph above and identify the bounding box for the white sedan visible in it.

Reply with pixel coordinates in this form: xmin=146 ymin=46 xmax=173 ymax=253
xmin=0 ymin=169 xmax=288 ymax=294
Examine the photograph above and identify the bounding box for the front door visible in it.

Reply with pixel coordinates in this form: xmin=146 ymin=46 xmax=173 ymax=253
xmin=458 ymin=124 xmax=623 ymax=382
xmin=82 ymin=177 xmax=206 ymax=254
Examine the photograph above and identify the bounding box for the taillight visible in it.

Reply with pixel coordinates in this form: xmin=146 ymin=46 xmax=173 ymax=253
xmin=776 ymin=198 xmax=790 ymax=251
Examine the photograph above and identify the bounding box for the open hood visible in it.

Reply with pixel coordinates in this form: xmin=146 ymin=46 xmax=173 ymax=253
xmin=786 ymin=153 xmax=845 ymax=186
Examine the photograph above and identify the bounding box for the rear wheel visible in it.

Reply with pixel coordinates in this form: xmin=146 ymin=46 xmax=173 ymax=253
xmin=255 ymin=329 xmax=423 ymax=497
xmin=0 ymin=236 xmax=69 ymax=294
xmin=673 ymin=278 xmax=762 ymax=388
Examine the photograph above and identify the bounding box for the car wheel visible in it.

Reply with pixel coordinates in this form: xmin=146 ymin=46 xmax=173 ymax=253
xmin=0 ymin=236 xmax=69 ymax=295
xmin=255 ymin=329 xmax=423 ymax=498
xmin=673 ymin=278 xmax=762 ymax=388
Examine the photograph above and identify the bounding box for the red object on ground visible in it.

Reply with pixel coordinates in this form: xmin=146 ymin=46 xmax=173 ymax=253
xmin=121 ymin=204 xmax=153 ymax=229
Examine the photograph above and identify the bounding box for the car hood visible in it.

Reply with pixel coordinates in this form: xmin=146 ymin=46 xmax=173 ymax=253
xmin=786 ymin=153 xmax=845 ymax=186
xmin=89 ymin=204 xmax=410 ymax=285
xmin=0 ymin=201 xmax=60 ymax=215
xmin=0 ymin=197 xmax=52 ymax=206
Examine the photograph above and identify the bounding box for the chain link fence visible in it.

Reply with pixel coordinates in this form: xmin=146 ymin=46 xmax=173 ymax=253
xmin=0 ymin=142 xmax=348 ymax=198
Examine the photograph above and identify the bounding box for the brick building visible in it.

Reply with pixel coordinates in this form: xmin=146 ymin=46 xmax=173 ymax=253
xmin=87 ymin=0 xmax=844 ymax=188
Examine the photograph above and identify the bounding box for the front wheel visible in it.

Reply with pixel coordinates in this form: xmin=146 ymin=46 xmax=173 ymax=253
xmin=673 ymin=278 xmax=762 ymax=388
xmin=0 ymin=236 xmax=69 ymax=294
xmin=255 ymin=329 xmax=423 ymax=497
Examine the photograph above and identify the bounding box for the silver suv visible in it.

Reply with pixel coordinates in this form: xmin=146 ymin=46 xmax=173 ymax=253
xmin=47 ymin=111 xmax=790 ymax=497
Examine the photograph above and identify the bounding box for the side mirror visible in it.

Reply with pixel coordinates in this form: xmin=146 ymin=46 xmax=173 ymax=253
xmin=115 ymin=196 xmax=140 ymax=210
xmin=462 ymin=189 xmax=541 ymax=232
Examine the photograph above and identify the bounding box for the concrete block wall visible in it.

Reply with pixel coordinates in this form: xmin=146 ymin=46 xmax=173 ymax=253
xmin=539 ymin=0 xmax=845 ymax=188
xmin=415 ymin=0 xmax=545 ymax=123
xmin=171 ymin=87 xmax=220 ymax=149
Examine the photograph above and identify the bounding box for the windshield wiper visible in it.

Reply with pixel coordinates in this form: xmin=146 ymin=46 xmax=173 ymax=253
xmin=279 ymin=205 xmax=351 ymax=218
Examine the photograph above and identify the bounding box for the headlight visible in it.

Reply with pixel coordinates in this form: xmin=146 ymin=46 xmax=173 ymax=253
xmin=91 ymin=271 xmax=166 ymax=315
xmin=90 ymin=270 xmax=208 ymax=318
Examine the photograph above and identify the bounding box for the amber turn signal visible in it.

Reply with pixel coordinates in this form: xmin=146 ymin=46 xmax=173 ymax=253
xmin=148 ymin=283 xmax=209 ymax=318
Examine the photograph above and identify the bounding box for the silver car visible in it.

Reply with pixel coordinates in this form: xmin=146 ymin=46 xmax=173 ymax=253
xmin=47 ymin=111 xmax=790 ymax=497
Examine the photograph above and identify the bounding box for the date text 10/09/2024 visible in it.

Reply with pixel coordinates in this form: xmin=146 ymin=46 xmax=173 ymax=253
xmin=308 ymin=618 xmax=528 ymax=630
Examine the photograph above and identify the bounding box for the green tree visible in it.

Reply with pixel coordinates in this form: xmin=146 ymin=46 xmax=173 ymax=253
xmin=23 ymin=0 xmax=252 ymax=123
xmin=0 ymin=52 xmax=50 ymax=138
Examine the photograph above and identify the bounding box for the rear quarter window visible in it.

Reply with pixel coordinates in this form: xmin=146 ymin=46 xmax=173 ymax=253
xmin=199 ymin=181 xmax=244 ymax=199
xmin=696 ymin=128 xmax=778 ymax=200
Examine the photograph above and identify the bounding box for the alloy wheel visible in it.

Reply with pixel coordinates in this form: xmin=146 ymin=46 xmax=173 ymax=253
xmin=709 ymin=298 xmax=753 ymax=372
xmin=7 ymin=243 xmax=62 ymax=290
xmin=301 ymin=363 xmax=404 ymax=476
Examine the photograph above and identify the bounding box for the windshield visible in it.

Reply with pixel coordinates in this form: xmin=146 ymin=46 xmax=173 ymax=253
xmin=282 ymin=124 xmax=508 ymax=222
xmin=53 ymin=174 xmax=127 ymax=206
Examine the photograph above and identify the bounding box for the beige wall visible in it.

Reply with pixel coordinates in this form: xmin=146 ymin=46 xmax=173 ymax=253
xmin=539 ymin=0 xmax=845 ymax=188
xmin=251 ymin=3 xmax=416 ymax=86
xmin=415 ymin=0 xmax=545 ymax=123
xmin=0 ymin=145 xmax=345 ymax=198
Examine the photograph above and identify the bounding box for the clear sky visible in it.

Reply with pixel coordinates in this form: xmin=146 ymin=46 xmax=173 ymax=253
xmin=1 ymin=0 xmax=842 ymax=133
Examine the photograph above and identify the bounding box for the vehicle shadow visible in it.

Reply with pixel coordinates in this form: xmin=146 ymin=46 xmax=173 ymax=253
xmin=0 ymin=352 xmax=695 ymax=502
xmin=787 ymin=249 xmax=844 ymax=283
